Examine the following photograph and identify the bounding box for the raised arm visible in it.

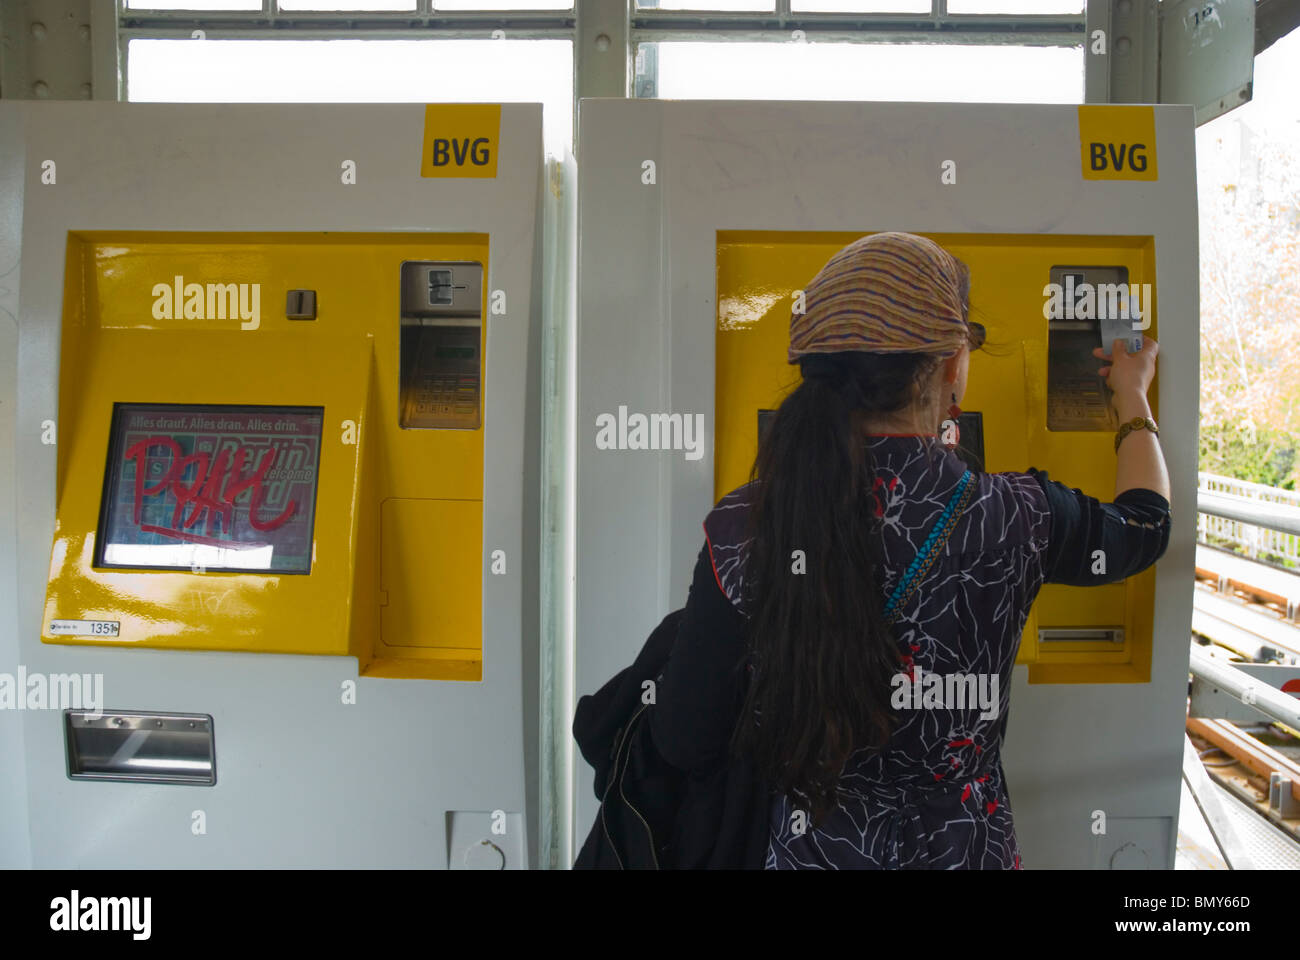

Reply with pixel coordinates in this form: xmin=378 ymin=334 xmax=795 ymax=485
xmin=1095 ymin=335 xmax=1170 ymax=503
xmin=1028 ymin=336 xmax=1172 ymax=586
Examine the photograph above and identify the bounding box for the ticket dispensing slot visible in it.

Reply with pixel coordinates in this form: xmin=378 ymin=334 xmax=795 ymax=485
xmin=1038 ymin=628 xmax=1124 ymax=644
xmin=400 ymin=261 xmax=482 ymax=430
xmin=64 ymin=710 xmax=216 ymax=786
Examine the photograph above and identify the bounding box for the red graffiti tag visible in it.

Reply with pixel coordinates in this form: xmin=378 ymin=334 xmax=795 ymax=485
xmin=126 ymin=435 xmax=297 ymax=546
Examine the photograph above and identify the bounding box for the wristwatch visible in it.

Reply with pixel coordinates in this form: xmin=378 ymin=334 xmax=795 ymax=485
xmin=1115 ymin=416 xmax=1159 ymax=452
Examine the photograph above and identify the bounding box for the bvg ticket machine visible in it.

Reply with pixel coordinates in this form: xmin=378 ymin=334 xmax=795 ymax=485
xmin=0 ymin=103 xmax=541 ymax=868
xmin=574 ymin=100 xmax=1198 ymax=868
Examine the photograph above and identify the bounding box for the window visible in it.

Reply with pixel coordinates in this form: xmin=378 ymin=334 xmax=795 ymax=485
xmin=127 ymin=38 xmax=574 ymax=158
xmin=644 ymin=41 xmax=1084 ymax=103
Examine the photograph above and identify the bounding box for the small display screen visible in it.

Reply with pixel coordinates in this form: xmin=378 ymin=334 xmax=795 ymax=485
xmin=95 ymin=403 xmax=324 ymax=574
xmin=434 ymin=345 xmax=476 ymax=360
xmin=953 ymin=411 xmax=985 ymax=474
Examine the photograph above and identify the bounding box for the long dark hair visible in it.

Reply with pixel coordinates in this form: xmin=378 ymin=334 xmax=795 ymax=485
xmin=731 ymin=349 xmax=943 ymax=825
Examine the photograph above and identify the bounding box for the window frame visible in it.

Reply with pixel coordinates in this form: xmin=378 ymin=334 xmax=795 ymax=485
xmin=118 ymin=0 xmax=1093 ymax=151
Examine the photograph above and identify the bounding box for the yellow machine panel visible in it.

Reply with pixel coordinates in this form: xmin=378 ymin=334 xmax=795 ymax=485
xmin=42 ymin=231 xmax=489 ymax=681
xmin=715 ymin=231 xmax=1159 ymax=684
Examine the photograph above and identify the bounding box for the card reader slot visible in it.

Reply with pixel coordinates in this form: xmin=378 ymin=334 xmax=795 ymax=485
xmin=398 ymin=259 xmax=483 ymax=431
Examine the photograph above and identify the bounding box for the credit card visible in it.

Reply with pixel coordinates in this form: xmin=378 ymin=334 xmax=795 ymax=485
xmin=1099 ymin=313 xmax=1143 ymax=355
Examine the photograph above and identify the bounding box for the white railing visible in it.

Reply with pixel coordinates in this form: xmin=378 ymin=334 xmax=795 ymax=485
xmin=1198 ymin=472 xmax=1300 ymax=567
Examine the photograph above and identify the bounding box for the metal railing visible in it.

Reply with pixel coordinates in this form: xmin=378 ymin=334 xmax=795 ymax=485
xmin=1198 ymin=471 xmax=1300 ymax=567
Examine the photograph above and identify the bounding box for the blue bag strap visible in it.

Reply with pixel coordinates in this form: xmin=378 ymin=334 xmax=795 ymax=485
xmin=882 ymin=469 xmax=976 ymax=624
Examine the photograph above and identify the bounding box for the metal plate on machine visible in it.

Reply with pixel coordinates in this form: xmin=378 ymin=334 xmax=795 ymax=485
xmin=400 ymin=261 xmax=482 ymax=430
xmin=1046 ymin=265 xmax=1129 ymax=433
xmin=400 ymin=260 xmax=482 ymax=319
xmin=65 ymin=710 xmax=216 ymax=785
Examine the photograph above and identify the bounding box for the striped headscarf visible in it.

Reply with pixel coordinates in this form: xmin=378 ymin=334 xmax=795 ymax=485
xmin=788 ymin=232 xmax=969 ymax=363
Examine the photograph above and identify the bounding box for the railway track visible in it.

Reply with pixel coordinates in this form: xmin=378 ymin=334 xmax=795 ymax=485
xmin=1189 ymin=543 xmax=1300 ymax=849
xmin=1194 ymin=544 xmax=1300 ymax=661
xmin=1192 ymin=586 xmax=1300 ymax=663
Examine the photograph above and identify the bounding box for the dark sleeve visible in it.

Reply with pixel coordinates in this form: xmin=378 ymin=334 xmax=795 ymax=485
xmin=1027 ymin=468 xmax=1171 ymax=586
xmin=649 ymin=543 xmax=749 ymax=774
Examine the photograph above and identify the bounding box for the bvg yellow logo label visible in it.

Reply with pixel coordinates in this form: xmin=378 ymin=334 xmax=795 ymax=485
xmin=421 ymin=104 xmax=500 ymax=178
xmin=1077 ymin=105 xmax=1158 ymax=181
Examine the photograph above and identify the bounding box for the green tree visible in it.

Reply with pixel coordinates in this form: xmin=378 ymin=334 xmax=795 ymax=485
xmin=1198 ymin=125 xmax=1300 ymax=486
